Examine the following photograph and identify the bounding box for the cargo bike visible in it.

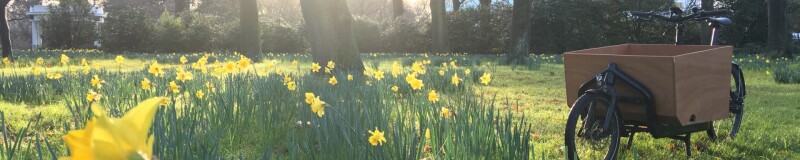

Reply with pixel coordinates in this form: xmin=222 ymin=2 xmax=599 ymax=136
xmin=563 ymin=7 xmax=746 ymax=159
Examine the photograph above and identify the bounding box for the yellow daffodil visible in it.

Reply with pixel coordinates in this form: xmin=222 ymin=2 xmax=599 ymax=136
xmin=46 ymin=72 xmax=63 ymax=79
xmin=464 ymin=69 xmax=471 ymax=75
xmin=196 ymin=90 xmax=204 ymax=99
xmin=116 ymin=55 xmax=125 ymax=64
xmin=169 ymin=81 xmax=180 ymax=94
xmin=368 ymin=127 xmax=387 ymax=146
xmin=237 ymin=56 xmax=251 ymax=70
xmin=310 ymin=96 xmax=326 ymax=117
xmin=325 ymin=67 xmax=332 ymax=74
xmin=391 ymin=85 xmax=398 ymax=92
xmin=412 ymin=61 xmax=426 ymax=74
xmin=480 ymin=73 xmax=491 ymax=85
xmin=451 ymin=74 xmax=461 ymax=86
xmin=327 ymin=61 xmax=335 ymax=69
xmin=329 ymin=76 xmax=338 ymax=85
xmin=141 ymin=78 xmax=152 ymax=90
xmin=37 ymin=57 xmax=44 ymax=65
xmin=206 ymin=82 xmax=216 ymax=93
xmin=374 ymin=70 xmax=384 ymax=80
xmin=224 ymin=62 xmax=237 ymax=72
xmin=81 ymin=59 xmax=89 ymax=66
xmin=405 ymin=73 xmax=424 ymax=90
xmin=391 ymin=61 xmax=402 ymax=78
xmin=441 ymin=107 xmax=452 ymax=118
xmin=425 ymin=128 xmax=431 ymax=139
xmin=148 ymin=62 xmax=164 ymax=77
xmin=60 ymin=54 xmax=69 ymax=65
xmin=311 ymin=63 xmax=321 ymax=72
xmin=428 ymin=90 xmax=439 ymax=103
xmin=291 ymin=60 xmax=298 ymax=66
xmin=176 ymin=71 xmax=193 ymax=82
xmin=82 ymin=65 xmax=91 ymax=75
xmin=287 ymin=81 xmax=297 ymax=91
xmin=61 ymin=97 xmax=164 ymax=160
xmin=32 ymin=67 xmax=41 ymax=75
xmin=91 ymin=75 xmax=104 ymax=89
xmin=86 ymin=90 xmax=101 ymax=102
xmin=180 ymin=56 xmax=188 ymax=64
xmin=347 ymin=74 xmax=353 ymax=81
xmin=1 ymin=57 xmax=9 ymax=66
xmin=438 ymin=70 xmax=445 ymax=76
xmin=305 ymin=92 xmax=316 ymax=104
xmin=450 ymin=61 xmax=457 ymax=69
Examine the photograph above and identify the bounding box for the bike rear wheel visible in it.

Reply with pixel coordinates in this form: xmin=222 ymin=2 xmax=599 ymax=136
xmin=565 ymin=93 xmax=621 ymax=160
xmin=708 ymin=64 xmax=745 ymax=139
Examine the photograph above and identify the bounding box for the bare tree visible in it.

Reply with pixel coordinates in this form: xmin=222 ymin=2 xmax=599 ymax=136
xmin=300 ymin=0 xmax=365 ymax=72
xmin=239 ymin=0 xmax=261 ymax=58
xmin=479 ymin=0 xmax=491 ymax=53
xmin=176 ymin=0 xmax=187 ymax=13
xmin=452 ymin=0 xmax=463 ymax=11
xmin=506 ymin=0 xmax=530 ymax=64
xmin=699 ymin=0 xmax=713 ymax=43
xmin=430 ymin=0 xmax=449 ymax=53
xmin=767 ymin=0 xmax=788 ymax=57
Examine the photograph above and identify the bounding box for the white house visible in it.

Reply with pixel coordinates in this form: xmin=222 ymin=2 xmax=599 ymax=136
xmin=26 ymin=4 xmax=106 ymax=49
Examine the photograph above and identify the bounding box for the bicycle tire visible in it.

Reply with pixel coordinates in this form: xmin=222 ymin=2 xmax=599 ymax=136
xmin=565 ymin=93 xmax=621 ymax=160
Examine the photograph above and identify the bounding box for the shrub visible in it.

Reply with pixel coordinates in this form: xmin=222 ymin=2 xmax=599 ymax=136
xmin=180 ymin=12 xmax=215 ymax=52
xmin=39 ymin=0 xmax=100 ymax=49
xmin=352 ymin=17 xmax=383 ymax=53
xmin=261 ymin=19 xmax=307 ymax=53
xmin=154 ymin=12 xmax=182 ymax=53
xmin=100 ymin=8 xmax=154 ymax=52
xmin=771 ymin=61 xmax=800 ymax=83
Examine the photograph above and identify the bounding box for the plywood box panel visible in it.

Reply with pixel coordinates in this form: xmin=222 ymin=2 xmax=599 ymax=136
xmin=564 ymin=44 xmax=733 ymax=126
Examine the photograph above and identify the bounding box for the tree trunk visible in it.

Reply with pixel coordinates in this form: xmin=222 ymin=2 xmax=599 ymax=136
xmin=239 ymin=0 xmax=261 ymax=58
xmin=699 ymin=0 xmax=714 ymax=44
xmin=176 ymin=0 xmax=187 ymax=13
xmin=506 ymin=0 xmax=530 ymax=64
xmin=300 ymin=0 xmax=365 ymax=72
xmin=393 ymin=0 xmax=404 ymax=17
xmin=430 ymin=0 xmax=450 ymax=53
xmin=767 ymin=0 xmax=788 ymax=57
xmin=452 ymin=0 xmax=462 ymax=11
xmin=0 ymin=0 xmax=11 ymax=60
xmin=479 ymin=0 xmax=491 ymax=53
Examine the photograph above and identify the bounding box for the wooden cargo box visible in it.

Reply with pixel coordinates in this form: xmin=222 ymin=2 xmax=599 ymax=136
xmin=564 ymin=44 xmax=733 ymax=126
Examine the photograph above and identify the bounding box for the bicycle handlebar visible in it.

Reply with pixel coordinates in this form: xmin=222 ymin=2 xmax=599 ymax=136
xmin=627 ymin=9 xmax=730 ymax=23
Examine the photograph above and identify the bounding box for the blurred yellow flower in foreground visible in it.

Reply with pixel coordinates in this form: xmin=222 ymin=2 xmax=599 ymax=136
xmin=368 ymin=127 xmax=387 ymax=146
xmin=428 ymin=90 xmax=439 ymax=103
xmin=61 ymin=97 xmax=163 ymax=160
xmin=391 ymin=61 xmax=402 ymax=78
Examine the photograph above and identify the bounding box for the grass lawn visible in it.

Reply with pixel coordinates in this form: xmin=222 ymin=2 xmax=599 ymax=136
xmin=1 ymin=52 xmax=798 ymax=159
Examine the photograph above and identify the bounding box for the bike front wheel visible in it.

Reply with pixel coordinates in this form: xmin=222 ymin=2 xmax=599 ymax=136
xmin=565 ymin=93 xmax=621 ymax=160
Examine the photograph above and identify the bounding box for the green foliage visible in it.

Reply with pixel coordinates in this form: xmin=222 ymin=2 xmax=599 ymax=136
xmin=771 ymin=60 xmax=800 ymax=83
xmin=381 ymin=18 xmax=430 ymax=53
xmin=154 ymin=12 xmax=183 ymax=53
xmin=260 ymin=19 xmax=307 ymax=53
xmin=352 ymin=17 xmax=382 ymax=53
xmin=101 ymin=8 xmax=154 ymax=52
xmin=39 ymin=0 xmax=99 ymax=49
